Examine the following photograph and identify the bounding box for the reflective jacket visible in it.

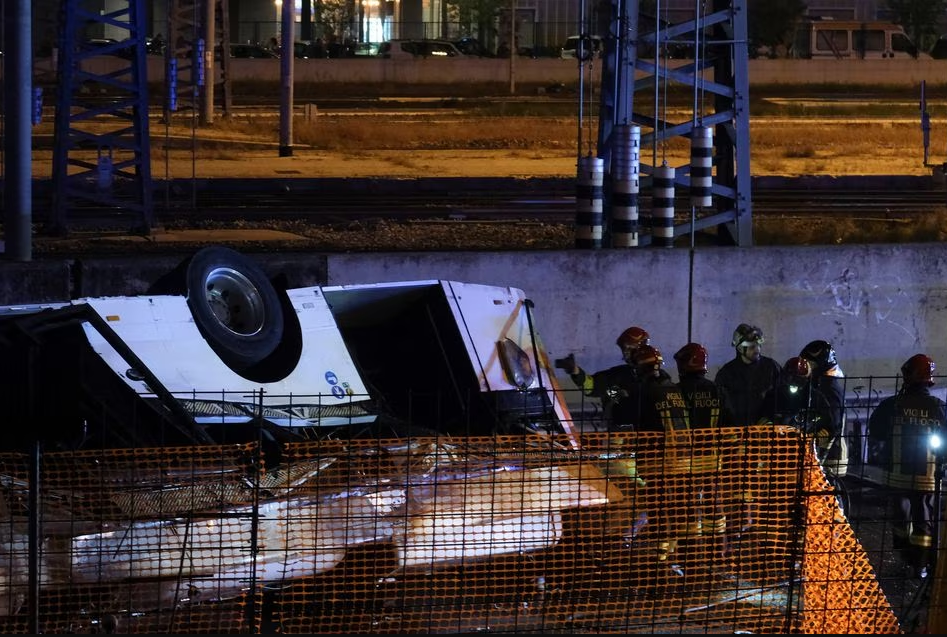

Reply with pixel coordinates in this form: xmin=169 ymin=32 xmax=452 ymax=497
xmin=635 ymin=369 xmax=690 ymax=433
xmin=676 ymin=373 xmax=732 ymax=472
xmin=868 ymin=386 xmax=947 ymax=491
xmin=571 ymin=363 xmax=640 ymax=428
xmin=677 ymin=373 xmax=734 ymax=429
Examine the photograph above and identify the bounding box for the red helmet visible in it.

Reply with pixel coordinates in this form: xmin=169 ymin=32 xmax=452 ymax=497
xmin=674 ymin=342 xmax=708 ymax=374
xmin=902 ymin=354 xmax=936 ymax=387
xmin=783 ymin=356 xmax=812 ymax=383
xmin=616 ymin=326 xmax=650 ymax=351
xmin=632 ymin=344 xmax=663 ymax=374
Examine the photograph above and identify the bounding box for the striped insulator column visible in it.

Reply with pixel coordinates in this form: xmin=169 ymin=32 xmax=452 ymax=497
xmin=575 ymin=155 xmax=604 ymax=249
xmin=690 ymin=125 xmax=713 ymax=208
xmin=610 ymin=125 xmax=641 ymax=247
xmin=652 ymin=163 xmax=676 ymax=248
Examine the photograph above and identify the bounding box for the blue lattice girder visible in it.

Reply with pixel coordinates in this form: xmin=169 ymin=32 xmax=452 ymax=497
xmin=52 ymin=0 xmax=153 ymax=234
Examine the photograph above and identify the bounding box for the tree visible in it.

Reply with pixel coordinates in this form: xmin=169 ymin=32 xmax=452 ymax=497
xmin=746 ymin=0 xmax=807 ymax=58
xmin=885 ymin=0 xmax=947 ymax=53
xmin=444 ymin=0 xmax=507 ymax=42
xmin=313 ymin=0 xmax=357 ymax=45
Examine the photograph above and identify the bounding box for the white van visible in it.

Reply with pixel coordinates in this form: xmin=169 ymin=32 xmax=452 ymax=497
xmin=790 ymin=20 xmax=923 ymax=59
xmin=559 ymin=35 xmax=603 ymax=60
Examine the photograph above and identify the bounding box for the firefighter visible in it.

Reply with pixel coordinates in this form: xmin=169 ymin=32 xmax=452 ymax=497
xmin=759 ymin=356 xmax=839 ymax=449
xmin=756 ymin=357 xmax=844 ymax=548
xmin=631 ymin=345 xmax=692 ymax=566
xmin=868 ymin=353 xmax=947 ymax=574
xmin=800 ymin=340 xmax=845 ymax=406
xmin=675 ymin=342 xmax=734 ymax=430
xmin=713 ymin=324 xmax=780 ymax=565
xmin=800 ymin=339 xmax=849 ymax=476
xmin=714 ymin=323 xmax=783 ymax=427
xmin=673 ymin=342 xmax=734 ymax=553
xmin=555 ymin=326 xmax=651 ymax=430
xmin=632 ymin=344 xmax=689 ymax=432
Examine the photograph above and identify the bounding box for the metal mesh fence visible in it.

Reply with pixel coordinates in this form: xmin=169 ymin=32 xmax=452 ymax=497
xmin=0 ymin=425 xmax=919 ymax=634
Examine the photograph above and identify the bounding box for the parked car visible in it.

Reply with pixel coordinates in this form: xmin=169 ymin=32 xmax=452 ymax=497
xmin=453 ymin=36 xmax=492 ymax=57
xmin=228 ymin=42 xmax=278 ymax=59
xmin=82 ymin=37 xmax=134 ymax=59
xmin=378 ymin=39 xmax=463 ymax=59
xmin=295 ymin=40 xmax=332 ymax=58
xmin=559 ymin=34 xmax=603 ymax=59
xmin=354 ymin=42 xmax=381 ymax=57
xmin=930 ymin=35 xmax=947 ymax=59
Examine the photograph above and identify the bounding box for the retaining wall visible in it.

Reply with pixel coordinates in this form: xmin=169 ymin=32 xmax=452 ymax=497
xmin=4 ymin=242 xmax=946 ymax=382
xmin=25 ymin=56 xmax=947 ymax=88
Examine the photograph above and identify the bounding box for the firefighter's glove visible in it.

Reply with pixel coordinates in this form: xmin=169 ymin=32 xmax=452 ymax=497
xmin=554 ymin=353 xmax=578 ymax=375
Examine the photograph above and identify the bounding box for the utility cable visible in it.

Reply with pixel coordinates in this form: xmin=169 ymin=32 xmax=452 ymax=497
xmin=652 ymin=4 xmax=659 ymax=168
xmin=587 ymin=51 xmax=595 ymax=154
xmin=687 ymin=0 xmax=707 ymax=342
xmin=661 ymin=0 xmax=669 ymax=164
xmin=576 ymin=0 xmax=588 ymax=158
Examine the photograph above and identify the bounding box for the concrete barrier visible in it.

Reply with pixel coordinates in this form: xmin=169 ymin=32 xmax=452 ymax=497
xmin=3 ymin=242 xmax=946 ymax=382
xmin=20 ymin=56 xmax=947 ymax=89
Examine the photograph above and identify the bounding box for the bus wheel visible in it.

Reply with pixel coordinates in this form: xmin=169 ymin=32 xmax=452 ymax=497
xmin=185 ymin=246 xmax=284 ymax=372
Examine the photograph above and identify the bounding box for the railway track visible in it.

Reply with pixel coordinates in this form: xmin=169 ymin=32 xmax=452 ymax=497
xmin=157 ymin=184 xmax=947 ymax=224
xmin=22 ymin=178 xmax=947 ymax=232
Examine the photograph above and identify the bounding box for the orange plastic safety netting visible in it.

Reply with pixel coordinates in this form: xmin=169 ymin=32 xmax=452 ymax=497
xmin=0 ymin=426 xmax=905 ymax=633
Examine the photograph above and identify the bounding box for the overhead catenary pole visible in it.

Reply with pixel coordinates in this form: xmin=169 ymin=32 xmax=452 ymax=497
xmin=301 ymin=0 xmax=313 ymax=41
xmin=2 ymin=0 xmax=32 ymax=261
xmin=508 ymin=0 xmax=516 ymax=94
xmin=201 ymin=0 xmax=215 ymax=125
xmin=280 ymin=0 xmax=295 ymax=156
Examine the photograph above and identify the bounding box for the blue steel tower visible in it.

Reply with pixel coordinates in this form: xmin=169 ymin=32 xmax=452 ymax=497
xmin=52 ymin=0 xmax=154 ymax=234
xmin=596 ymin=0 xmax=752 ymax=246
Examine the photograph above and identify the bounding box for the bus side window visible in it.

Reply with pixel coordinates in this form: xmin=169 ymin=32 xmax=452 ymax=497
xmin=891 ymin=33 xmax=918 ymax=57
xmin=855 ymin=30 xmax=885 ymax=56
xmin=816 ymin=29 xmax=848 ymax=56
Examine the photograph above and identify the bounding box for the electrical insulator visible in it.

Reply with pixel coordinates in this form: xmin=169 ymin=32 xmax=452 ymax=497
xmin=611 ymin=124 xmax=641 ymax=247
xmin=690 ymin=125 xmax=713 ymax=208
xmin=652 ymin=163 xmax=676 ymax=248
xmin=575 ymin=155 xmax=604 ymax=249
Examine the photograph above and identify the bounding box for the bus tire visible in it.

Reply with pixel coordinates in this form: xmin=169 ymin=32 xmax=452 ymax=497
xmin=185 ymin=246 xmax=284 ymax=372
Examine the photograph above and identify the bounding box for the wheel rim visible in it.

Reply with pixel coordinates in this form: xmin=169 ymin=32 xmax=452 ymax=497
xmin=203 ymin=266 xmax=267 ymax=337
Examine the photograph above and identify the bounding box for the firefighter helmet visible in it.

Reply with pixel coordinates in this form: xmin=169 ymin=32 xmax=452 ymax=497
xmin=674 ymin=342 xmax=708 ymax=374
xmin=632 ymin=345 xmax=663 ymax=374
xmin=731 ymin=323 xmax=764 ymax=349
xmin=901 ymin=354 xmax=936 ymax=387
xmin=616 ymin=326 xmax=650 ymax=351
xmin=783 ymin=356 xmax=812 ymax=384
xmin=800 ymin=339 xmax=838 ymax=372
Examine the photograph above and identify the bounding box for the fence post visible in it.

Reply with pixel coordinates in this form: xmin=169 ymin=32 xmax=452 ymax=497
xmin=28 ymin=440 xmax=41 ymax=634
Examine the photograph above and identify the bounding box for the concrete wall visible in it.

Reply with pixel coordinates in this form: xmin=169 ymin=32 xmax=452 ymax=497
xmin=748 ymin=58 xmax=947 ymax=86
xmin=320 ymin=245 xmax=947 ymax=382
xmin=52 ymin=56 xmax=947 ymax=88
xmin=4 ymin=243 xmax=947 ymax=384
